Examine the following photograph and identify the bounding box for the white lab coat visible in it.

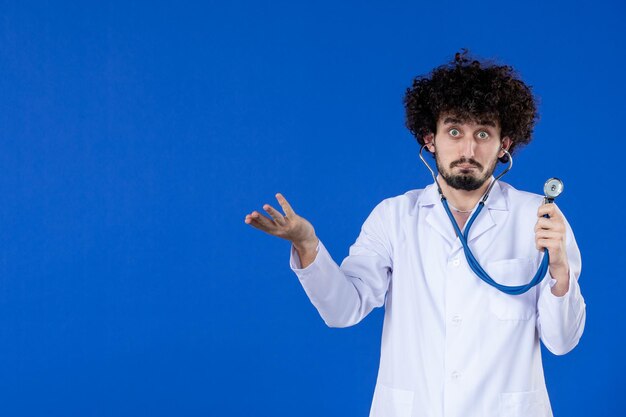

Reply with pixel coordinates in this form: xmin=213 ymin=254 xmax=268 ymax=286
xmin=289 ymin=180 xmax=585 ymax=417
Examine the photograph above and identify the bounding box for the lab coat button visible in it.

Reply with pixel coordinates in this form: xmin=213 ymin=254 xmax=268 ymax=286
xmin=452 ymin=258 xmax=460 ymax=267
xmin=452 ymin=315 xmax=462 ymax=326
xmin=451 ymin=371 xmax=461 ymax=380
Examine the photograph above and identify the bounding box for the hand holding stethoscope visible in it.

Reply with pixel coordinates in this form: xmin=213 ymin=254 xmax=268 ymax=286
xmin=535 ymin=179 xmax=571 ymax=296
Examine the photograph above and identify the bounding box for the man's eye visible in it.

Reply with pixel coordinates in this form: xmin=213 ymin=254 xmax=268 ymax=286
xmin=477 ymin=131 xmax=489 ymax=140
xmin=449 ymin=128 xmax=460 ymax=137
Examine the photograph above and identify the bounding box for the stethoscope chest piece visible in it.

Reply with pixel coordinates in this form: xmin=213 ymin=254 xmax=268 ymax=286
xmin=543 ymin=177 xmax=564 ymax=203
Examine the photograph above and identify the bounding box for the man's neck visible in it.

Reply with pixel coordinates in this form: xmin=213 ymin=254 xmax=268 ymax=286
xmin=437 ymin=175 xmax=494 ymax=212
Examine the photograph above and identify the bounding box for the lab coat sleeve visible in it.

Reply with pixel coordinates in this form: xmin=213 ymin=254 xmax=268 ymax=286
xmin=289 ymin=200 xmax=393 ymax=328
xmin=536 ymin=216 xmax=586 ymax=355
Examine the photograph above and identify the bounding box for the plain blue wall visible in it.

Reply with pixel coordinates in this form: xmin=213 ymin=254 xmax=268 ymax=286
xmin=0 ymin=1 xmax=624 ymax=416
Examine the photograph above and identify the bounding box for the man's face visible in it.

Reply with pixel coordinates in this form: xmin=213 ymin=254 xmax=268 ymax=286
xmin=425 ymin=114 xmax=510 ymax=191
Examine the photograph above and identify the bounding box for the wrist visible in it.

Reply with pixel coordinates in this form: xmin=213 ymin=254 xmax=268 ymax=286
xmin=551 ymin=279 xmax=569 ymax=297
xmin=549 ymin=262 xmax=569 ymax=281
xmin=293 ymin=236 xmax=319 ymax=253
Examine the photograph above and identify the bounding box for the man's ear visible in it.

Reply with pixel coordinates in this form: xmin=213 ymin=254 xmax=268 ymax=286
xmin=423 ymin=133 xmax=436 ymax=154
xmin=498 ymin=137 xmax=512 ymax=158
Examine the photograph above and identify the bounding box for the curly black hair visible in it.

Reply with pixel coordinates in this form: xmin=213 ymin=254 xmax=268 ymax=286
xmin=404 ymin=50 xmax=538 ymax=162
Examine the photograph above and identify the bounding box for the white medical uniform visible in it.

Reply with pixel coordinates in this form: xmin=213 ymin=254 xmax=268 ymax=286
xmin=289 ymin=180 xmax=585 ymax=417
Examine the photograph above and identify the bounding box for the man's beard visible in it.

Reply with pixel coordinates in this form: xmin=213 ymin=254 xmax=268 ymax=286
xmin=435 ymin=155 xmax=497 ymax=191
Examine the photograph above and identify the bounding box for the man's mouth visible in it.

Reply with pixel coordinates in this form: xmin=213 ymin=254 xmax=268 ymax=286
xmin=451 ymin=159 xmax=483 ymax=171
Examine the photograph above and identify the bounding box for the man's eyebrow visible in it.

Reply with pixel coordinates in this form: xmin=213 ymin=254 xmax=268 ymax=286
xmin=478 ymin=120 xmax=497 ymax=127
xmin=442 ymin=117 xmax=462 ymax=124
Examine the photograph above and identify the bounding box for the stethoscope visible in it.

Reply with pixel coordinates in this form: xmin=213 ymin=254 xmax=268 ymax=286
xmin=418 ymin=144 xmax=564 ymax=295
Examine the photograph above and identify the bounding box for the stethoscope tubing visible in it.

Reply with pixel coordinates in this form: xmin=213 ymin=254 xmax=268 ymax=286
xmin=419 ymin=144 xmax=550 ymax=295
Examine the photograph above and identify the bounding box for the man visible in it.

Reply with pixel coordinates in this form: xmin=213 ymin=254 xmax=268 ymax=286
xmin=244 ymin=51 xmax=585 ymax=417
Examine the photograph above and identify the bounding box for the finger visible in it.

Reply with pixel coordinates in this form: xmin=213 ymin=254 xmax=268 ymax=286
xmin=263 ymin=204 xmax=286 ymax=225
xmin=535 ymin=230 xmax=562 ymax=240
xmin=536 ymin=237 xmax=559 ymax=249
xmin=535 ymin=216 xmax=549 ymax=232
xmin=537 ymin=204 xmax=554 ymax=218
xmin=537 ymin=203 xmax=562 ymax=218
xmin=535 ymin=232 xmax=565 ymax=252
xmin=536 ymin=238 xmax=563 ymax=252
xmin=534 ymin=218 xmax=566 ymax=234
xmin=276 ymin=193 xmax=296 ymax=217
xmin=536 ymin=238 xmax=550 ymax=250
xmin=245 ymin=216 xmax=280 ymax=236
xmin=245 ymin=211 xmax=277 ymax=232
xmin=246 ymin=218 xmax=278 ymax=235
xmin=534 ymin=218 xmax=564 ymax=231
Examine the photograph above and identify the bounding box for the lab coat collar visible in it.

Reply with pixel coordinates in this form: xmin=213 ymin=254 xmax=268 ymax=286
xmin=416 ymin=178 xmax=509 ymax=249
xmin=417 ymin=177 xmax=508 ymax=211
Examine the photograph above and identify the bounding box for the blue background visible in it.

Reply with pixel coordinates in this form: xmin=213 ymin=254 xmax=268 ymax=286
xmin=0 ymin=1 xmax=624 ymax=416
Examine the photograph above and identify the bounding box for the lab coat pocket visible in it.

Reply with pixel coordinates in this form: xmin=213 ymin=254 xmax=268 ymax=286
xmin=500 ymin=390 xmax=550 ymax=417
xmin=370 ymin=384 xmax=414 ymax=417
xmin=486 ymin=258 xmax=536 ymax=321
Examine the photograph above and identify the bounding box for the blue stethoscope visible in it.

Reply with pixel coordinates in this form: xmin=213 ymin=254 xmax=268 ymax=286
xmin=419 ymin=144 xmax=564 ymax=295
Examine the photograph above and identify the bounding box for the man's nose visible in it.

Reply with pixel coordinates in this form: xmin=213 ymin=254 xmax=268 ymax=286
xmin=460 ymin=137 xmax=476 ymax=158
